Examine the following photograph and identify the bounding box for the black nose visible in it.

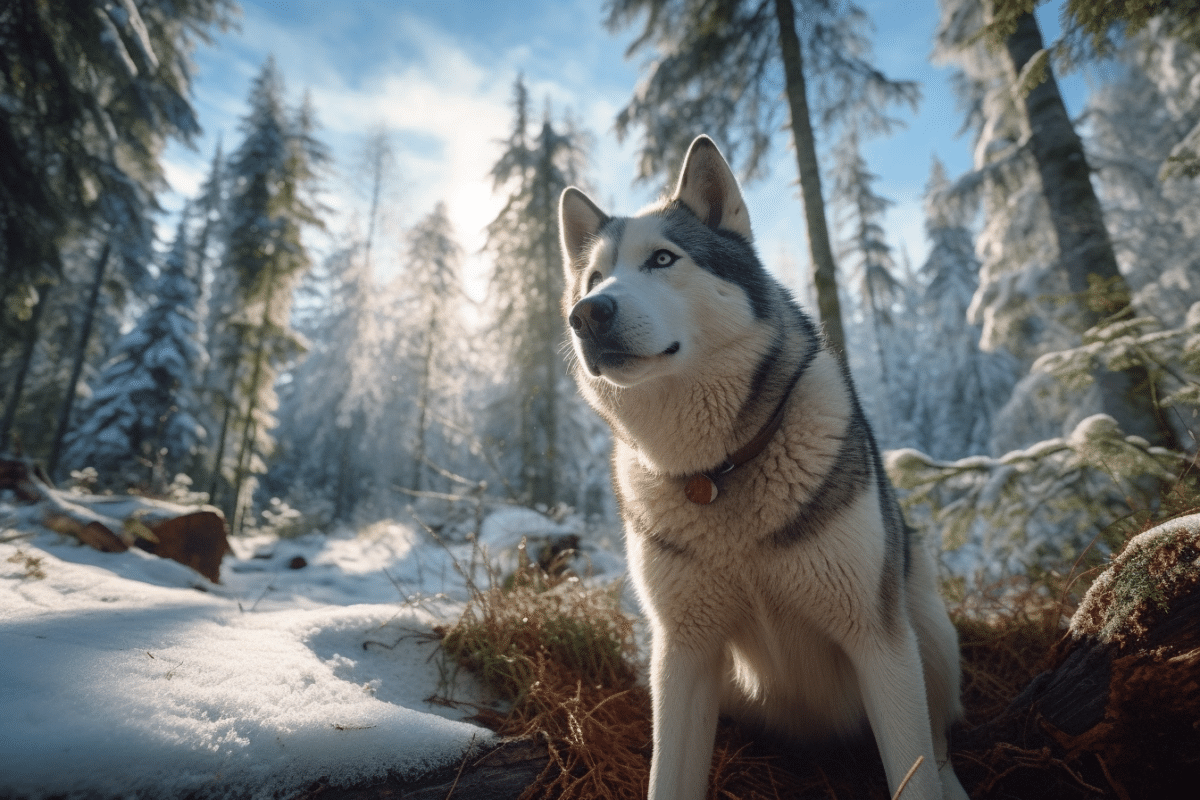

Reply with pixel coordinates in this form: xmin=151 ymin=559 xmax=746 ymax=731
xmin=569 ymin=295 xmax=617 ymax=336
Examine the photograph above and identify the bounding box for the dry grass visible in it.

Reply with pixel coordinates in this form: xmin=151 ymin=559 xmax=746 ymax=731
xmin=945 ymin=575 xmax=1069 ymax=729
xmin=436 ymin=547 xmax=1074 ymax=799
xmin=437 ymin=541 xmax=652 ymax=799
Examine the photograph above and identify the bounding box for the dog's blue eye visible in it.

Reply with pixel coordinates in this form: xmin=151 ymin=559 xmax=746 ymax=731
xmin=587 ymin=271 xmax=602 ymax=291
xmin=651 ymin=249 xmax=678 ymax=269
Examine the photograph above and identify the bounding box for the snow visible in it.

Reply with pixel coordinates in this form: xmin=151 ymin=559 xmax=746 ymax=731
xmin=0 ymin=505 xmax=623 ymax=799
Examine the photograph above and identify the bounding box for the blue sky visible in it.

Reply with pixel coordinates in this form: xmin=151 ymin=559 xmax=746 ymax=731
xmin=162 ymin=0 xmax=1093 ymax=300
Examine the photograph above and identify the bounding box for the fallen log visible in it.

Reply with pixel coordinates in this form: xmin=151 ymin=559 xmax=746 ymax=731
xmin=1 ymin=456 xmax=231 ymax=582
xmin=952 ymin=513 xmax=1200 ymax=799
xmin=295 ymin=738 xmax=549 ymax=800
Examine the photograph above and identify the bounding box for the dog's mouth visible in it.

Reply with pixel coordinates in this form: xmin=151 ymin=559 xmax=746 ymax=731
xmin=587 ymin=342 xmax=680 ymax=377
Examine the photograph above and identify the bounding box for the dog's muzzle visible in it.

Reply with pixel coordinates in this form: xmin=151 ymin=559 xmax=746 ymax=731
xmin=569 ymin=294 xmax=679 ymax=377
xmin=569 ymin=294 xmax=627 ymax=375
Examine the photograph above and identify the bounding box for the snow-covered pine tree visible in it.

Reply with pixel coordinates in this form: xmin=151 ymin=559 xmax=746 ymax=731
xmin=484 ymin=77 xmax=589 ymax=509
xmin=1086 ymin=26 xmax=1200 ymax=330
xmin=886 ymin=3 xmax=1196 ymax=576
xmin=60 ymin=215 xmax=205 ymax=489
xmin=913 ymin=157 xmax=1017 ymax=459
xmin=403 ymin=202 xmax=463 ymax=494
xmin=210 ymin=59 xmax=326 ymax=531
xmin=270 ymin=127 xmax=409 ymax=521
xmin=192 ymin=142 xmax=226 ymax=343
xmin=935 ymin=0 xmax=1176 ymax=452
xmin=186 ymin=142 xmax=228 ymax=482
xmin=0 ymin=0 xmax=232 ymax=453
xmin=1034 ymin=25 xmax=1200 ymax=446
xmin=607 ymin=0 xmax=920 ymax=358
xmin=269 ymin=241 xmax=378 ymax=521
xmin=829 ymin=126 xmax=907 ymax=445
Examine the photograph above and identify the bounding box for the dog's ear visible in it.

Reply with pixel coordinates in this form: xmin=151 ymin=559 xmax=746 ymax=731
xmin=560 ymin=187 xmax=609 ymax=273
xmin=672 ymin=135 xmax=752 ymax=240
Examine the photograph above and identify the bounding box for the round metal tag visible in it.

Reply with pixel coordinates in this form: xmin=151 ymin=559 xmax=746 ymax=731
xmin=684 ymin=474 xmax=718 ymax=505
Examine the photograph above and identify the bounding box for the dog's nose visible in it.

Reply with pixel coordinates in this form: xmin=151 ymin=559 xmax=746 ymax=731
xmin=570 ymin=295 xmax=616 ymax=336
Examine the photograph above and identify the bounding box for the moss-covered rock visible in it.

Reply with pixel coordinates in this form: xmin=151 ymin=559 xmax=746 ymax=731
xmin=1069 ymin=513 xmax=1200 ymax=649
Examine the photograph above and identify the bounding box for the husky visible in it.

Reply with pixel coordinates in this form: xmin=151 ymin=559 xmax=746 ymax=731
xmin=558 ymin=136 xmax=969 ymax=800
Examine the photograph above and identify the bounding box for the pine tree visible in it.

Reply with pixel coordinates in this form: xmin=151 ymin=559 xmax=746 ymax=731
xmin=485 ymin=78 xmax=589 ymax=508
xmin=830 ymin=126 xmax=903 ymax=441
xmin=606 ymin=0 xmax=920 ymax=358
xmin=211 ymin=58 xmax=326 ymax=531
xmin=270 ymin=242 xmax=376 ymax=519
xmin=936 ymin=0 xmax=1177 ymax=450
xmin=0 ymin=0 xmax=232 ymax=451
xmin=914 ymin=158 xmax=1017 ymax=458
xmin=60 ymin=215 xmax=205 ymax=489
xmin=1086 ymin=26 xmax=1200 ymax=329
xmin=267 ymin=131 xmax=404 ymax=521
xmin=192 ymin=142 xmax=226 ymax=335
xmin=404 ymin=202 xmax=463 ymax=493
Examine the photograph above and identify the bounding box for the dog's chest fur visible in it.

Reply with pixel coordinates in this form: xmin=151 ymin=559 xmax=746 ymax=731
xmin=611 ymin=348 xmax=891 ymax=667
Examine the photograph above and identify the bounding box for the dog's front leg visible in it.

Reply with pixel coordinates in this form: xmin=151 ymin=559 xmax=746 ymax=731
xmin=647 ymin=636 xmax=723 ymax=800
xmin=850 ymin=626 xmax=944 ymax=800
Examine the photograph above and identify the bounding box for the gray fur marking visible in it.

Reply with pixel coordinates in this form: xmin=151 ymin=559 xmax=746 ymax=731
xmin=766 ymin=408 xmax=873 ymax=549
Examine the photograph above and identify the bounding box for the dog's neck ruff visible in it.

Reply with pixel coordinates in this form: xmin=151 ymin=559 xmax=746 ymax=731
xmin=683 ymin=389 xmax=791 ymax=505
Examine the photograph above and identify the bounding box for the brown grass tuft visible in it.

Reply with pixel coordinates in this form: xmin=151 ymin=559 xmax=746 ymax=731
xmin=947 ymin=575 xmax=1069 ymax=728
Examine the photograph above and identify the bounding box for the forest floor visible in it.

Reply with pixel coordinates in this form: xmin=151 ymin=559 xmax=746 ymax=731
xmin=4 ymin=495 xmax=1197 ymax=799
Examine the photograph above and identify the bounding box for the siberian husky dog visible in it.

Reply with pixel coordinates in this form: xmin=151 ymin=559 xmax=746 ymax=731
xmin=558 ymin=136 xmax=968 ymax=800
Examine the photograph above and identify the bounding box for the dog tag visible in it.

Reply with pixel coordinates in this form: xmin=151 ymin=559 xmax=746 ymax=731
xmin=684 ymin=474 xmax=717 ymax=505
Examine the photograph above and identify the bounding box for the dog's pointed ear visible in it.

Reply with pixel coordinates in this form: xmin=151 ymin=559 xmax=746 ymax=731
xmin=672 ymin=135 xmax=752 ymax=240
xmin=560 ymin=187 xmax=609 ymax=274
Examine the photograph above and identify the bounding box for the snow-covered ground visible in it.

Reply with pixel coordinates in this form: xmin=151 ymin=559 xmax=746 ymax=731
xmin=0 ymin=503 xmax=625 ymax=799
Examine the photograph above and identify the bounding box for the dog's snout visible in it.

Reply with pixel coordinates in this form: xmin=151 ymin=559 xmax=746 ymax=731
xmin=570 ymin=295 xmax=617 ymax=336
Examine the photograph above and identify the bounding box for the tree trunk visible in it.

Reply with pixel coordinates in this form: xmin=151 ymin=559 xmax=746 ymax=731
xmin=412 ymin=319 xmax=437 ymax=494
xmin=1 ymin=456 xmax=232 ymax=582
xmin=864 ymin=285 xmax=895 ymax=441
xmin=773 ymin=0 xmax=847 ymax=359
xmin=206 ymin=353 xmax=238 ymax=506
xmin=46 ymin=241 xmax=111 ymax=478
xmin=232 ymin=324 xmax=267 ymax=533
xmin=0 ymin=282 xmax=52 ymax=453
xmin=230 ymin=263 xmax=281 ymax=533
xmin=534 ymin=180 xmax=559 ymax=509
xmin=1000 ymin=9 xmax=1177 ymax=450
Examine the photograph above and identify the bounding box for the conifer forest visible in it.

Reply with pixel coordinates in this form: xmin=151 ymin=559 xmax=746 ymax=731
xmin=3 ymin=1 xmax=1200 ymax=798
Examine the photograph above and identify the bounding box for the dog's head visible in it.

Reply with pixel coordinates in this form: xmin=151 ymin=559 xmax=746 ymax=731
xmin=560 ymin=135 xmax=772 ymax=389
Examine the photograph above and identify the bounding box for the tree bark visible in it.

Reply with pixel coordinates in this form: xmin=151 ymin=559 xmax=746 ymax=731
xmin=1001 ymin=10 xmax=1177 ymax=450
xmin=231 ymin=271 xmax=278 ymax=534
xmin=46 ymin=241 xmax=111 ymax=478
xmin=205 ymin=347 xmax=239 ymax=508
xmin=0 ymin=282 xmax=52 ymax=453
xmin=412 ymin=318 xmax=437 ymax=495
xmin=773 ymin=0 xmax=848 ymax=359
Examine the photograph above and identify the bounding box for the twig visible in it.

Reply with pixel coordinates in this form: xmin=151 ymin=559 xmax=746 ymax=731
xmin=394 ymin=485 xmax=482 ymax=503
xmin=420 ymin=456 xmax=483 ymax=489
xmin=444 ymin=735 xmax=475 ymax=799
xmin=891 ymin=755 xmax=923 ymax=800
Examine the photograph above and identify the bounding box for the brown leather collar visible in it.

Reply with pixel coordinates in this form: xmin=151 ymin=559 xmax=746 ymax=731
xmin=683 ymin=391 xmax=791 ymax=505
